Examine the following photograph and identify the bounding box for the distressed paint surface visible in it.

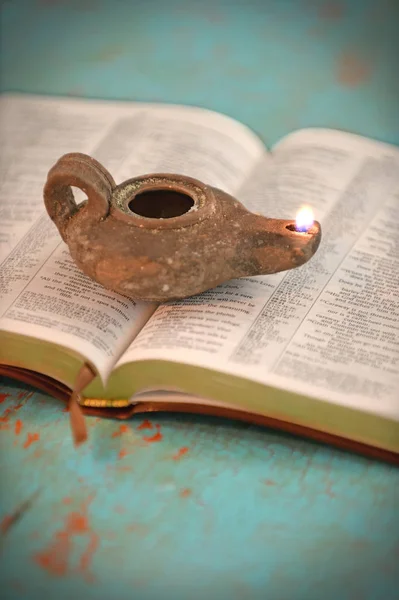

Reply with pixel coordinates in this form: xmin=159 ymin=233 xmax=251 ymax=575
xmin=1 ymin=0 xmax=399 ymax=598
xmin=1 ymin=0 xmax=398 ymax=146
xmin=1 ymin=383 xmax=399 ymax=599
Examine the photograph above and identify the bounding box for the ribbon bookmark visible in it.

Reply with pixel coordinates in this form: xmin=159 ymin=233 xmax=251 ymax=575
xmin=69 ymin=363 xmax=96 ymax=446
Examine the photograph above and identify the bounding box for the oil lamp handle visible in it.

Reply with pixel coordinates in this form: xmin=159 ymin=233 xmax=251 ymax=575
xmin=43 ymin=152 xmax=115 ymax=241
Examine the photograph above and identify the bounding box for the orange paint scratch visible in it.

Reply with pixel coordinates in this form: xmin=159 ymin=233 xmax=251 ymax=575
xmin=34 ymin=498 xmax=98 ymax=579
xmin=143 ymin=431 xmax=163 ymax=443
xmin=336 ymin=52 xmax=372 ymax=87
xmin=111 ymin=424 xmax=129 ymax=438
xmin=15 ymin=420 xmax=23 ymax=435
xmin=79 ymin=532 xmax=99 ymax=578
xmin=23 ymin=433 xmax=40 ymax=449
xmin=1 ymin=400 xmax=27 ymax=422
xmin=34 ymin=532 xmax=70 ymax=576
xmin=67 ymin=511 xmax=89 ymax=533
xmin=137 ymin=419 xmax=153 ymax=430
xmin=319 ymin=1 xmax=344 ymax=20
xmin=179 ymin=488 xmax=192 ymax=498
xmin=173 ymin=446 xmax=189 ymax=460
xmin=127 ymin=522 xmax=148 ymax=534
xmin=0 ymin=515 xmax=13 ymax=535
xmin=143 ymin=424 xmax=162 ymax=443
xmin=118 ymin=449 xmax=127 ymax=459
xmin=0 ymin=491 xmax=40 ymax=536
xmin=0 ymin=393 xmax=10 ymax=403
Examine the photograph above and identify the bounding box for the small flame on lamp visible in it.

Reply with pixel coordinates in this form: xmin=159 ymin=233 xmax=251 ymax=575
xmin=295 ymin=205 xmax=314 ymax=232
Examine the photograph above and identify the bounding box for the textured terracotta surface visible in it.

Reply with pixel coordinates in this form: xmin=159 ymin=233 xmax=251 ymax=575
xmin=44 ymin=152 xmax=321 ymax=302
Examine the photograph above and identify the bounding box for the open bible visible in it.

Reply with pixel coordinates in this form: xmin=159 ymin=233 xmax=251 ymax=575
xmin=1 ymin=93 xmax=398 ymax=462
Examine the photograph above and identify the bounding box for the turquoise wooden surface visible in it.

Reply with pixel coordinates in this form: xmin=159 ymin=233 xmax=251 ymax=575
xmin=1 ymin=1 xmax=398 ymax=599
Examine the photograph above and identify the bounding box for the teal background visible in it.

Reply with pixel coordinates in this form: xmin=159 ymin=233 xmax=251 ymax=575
xmin=1 ymin=1 xmax=399 ymax=599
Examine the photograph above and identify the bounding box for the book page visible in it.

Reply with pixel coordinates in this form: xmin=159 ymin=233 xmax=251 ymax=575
xmin=0 ymin=94 xmax=266 ymax=380
xmin=118 ymin=129 xmax=399 ymax=420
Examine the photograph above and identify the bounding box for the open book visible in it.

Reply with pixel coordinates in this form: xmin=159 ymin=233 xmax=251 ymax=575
xmin=1 ymin=93 xmax=398 ymax=462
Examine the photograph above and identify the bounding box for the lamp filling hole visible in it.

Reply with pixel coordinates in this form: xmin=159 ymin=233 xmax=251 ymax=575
xmin=129 ymin=190 xmax=194 ymax=219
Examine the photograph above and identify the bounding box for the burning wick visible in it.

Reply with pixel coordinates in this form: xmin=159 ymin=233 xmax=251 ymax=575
xmin=295 ymin=205 xmax=314 ymax=233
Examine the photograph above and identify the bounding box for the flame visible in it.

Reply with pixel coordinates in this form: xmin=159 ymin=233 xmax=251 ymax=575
xmin=295 ymin=205 xmax=314 ymax=232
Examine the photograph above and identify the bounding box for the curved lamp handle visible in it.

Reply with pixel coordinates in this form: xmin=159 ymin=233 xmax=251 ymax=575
xmin=43 ymin=152 xmax=115 ymax=241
